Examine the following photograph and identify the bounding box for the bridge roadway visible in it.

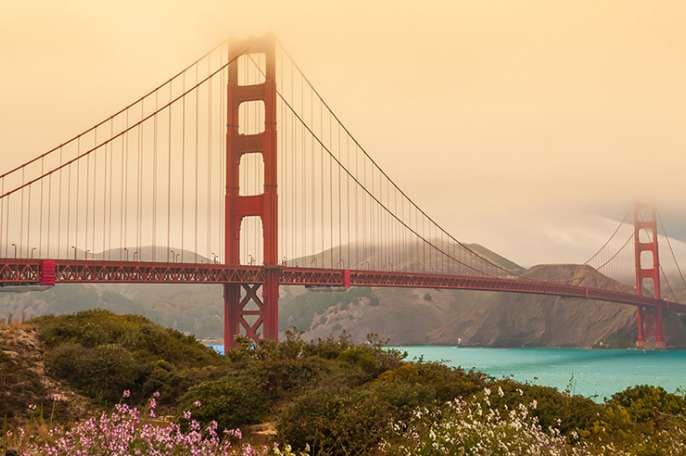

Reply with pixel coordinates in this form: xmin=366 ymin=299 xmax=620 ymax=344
xmin=1 ymin=259 xmax=684 ymax=312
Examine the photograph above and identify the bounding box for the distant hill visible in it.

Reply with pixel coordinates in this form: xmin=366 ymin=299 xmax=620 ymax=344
xmin=290 ymin=262 xmax=686 ymax=347
xmin=1 ymin=242 xmax=685 ymax=347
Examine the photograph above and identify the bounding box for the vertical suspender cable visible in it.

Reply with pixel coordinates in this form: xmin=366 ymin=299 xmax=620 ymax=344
xmin=195 ymin=65 xmax=200 ymax=263
xmin=92 ymin=134 xmax=97 ymax=256
xmin=75 ymin=139 xmax=80 ymax=257
xmin=153 ymin=91 xmax=158 ymax=261
xmin=181 ymin=73 xmax=186 ymax=262
xmin=85 ymin=134 xmax=91 ymax=257
xmin=207 ymin=58 xmax=212 ymax=261
xmin=39 ymin=158 xmax=44 ymax=256
xmin=167 ymin=82 xmax=172 ymax=261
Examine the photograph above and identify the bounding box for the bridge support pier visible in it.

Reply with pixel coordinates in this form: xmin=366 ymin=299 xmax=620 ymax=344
xmin=633 ymin=203 xmax=666 ymax=349
xmin=223 ymin=35 xmax=279 ymax=353
xmin=223 ymin=273 xmax=279 ymax=352
xmin=635 ymin=305 xmax=666 ymax=349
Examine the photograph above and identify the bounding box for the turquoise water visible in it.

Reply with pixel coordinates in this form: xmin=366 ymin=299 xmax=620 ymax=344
xmin=210 ymin=344 xmax=686 ymax=402
xmin=397 ymin=346 xmax=686 ymax=401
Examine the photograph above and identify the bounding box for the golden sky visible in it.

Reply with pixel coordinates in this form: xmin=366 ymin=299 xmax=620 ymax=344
xmin=1 ymin=0 xmax=685 ymax=263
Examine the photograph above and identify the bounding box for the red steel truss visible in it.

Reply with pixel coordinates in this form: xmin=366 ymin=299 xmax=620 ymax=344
xmin=2 ymin=259 xmax=685 ymax=314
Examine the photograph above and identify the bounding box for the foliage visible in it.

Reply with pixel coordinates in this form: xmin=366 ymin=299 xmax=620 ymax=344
xmin=277 ymin=386 xmax=395 ymax=455
xmin=486 ymin=379 xmax=603 ymax=435
xmin=179 ymin=374 xmax=271 ymax=430
xmin=380 ymin=394 xmax=589 ymax=455
xmin=183 ymin=332 xmax=404 ymax=434
xmin=277 ymin=363 xmax=488 ymax=454
xmin=5 ymin=312 xmax=686 ymax=455
xmin=5 ymin=393 xmax=308 ymax=456
xmin=34 ymin=309 xmax=221 ymax=368
xmin=34 ymin=310 xmax=226 ymax=406
xmin=46 ymin=342 xmax=140 ymax=403
xmin=377 ymin=362 xmax=487 ymax=402
xmin=607 ymin=385 xmax=686 ymax=423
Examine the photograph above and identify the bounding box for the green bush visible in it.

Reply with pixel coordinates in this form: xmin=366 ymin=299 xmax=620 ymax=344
xmin=277 ymin=364 xmax=485 ymax=454
xmin=278 ymin=386 xmax=393 ymax=455
xmin=36 ymin=310 xmax=226 ymax=405
xmin=487 ymin=379 xmax=603 ymax=435
xmin=608 ymin=385 xmax=686 ymax=423
xmin=45 ymin=342 xmax=142 ymax=403
xmin=178 ymin=373 xmax=270 ymax=430
xmin=242 ymin=357 xmax=340 ymax=401
xmin=34 ymin=309 xmax=221 ymax=369
xmin=377 ymin=362 xmax=487 ymax=402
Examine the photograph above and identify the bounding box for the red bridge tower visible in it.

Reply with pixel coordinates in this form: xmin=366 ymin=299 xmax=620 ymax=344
xmin=633 ymin=203 xmax=666 ymax=348
xmin=224 ymin=36 xmax=279 ymax=352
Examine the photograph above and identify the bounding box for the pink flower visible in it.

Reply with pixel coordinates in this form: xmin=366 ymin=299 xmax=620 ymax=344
xmin=122 ymin=389 xmax=131 ymax=399
xmin=23 ymin=393 xmax=258 ymax=455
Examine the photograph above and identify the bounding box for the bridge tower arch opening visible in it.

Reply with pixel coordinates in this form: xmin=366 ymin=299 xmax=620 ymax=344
xmin=633 ymin=203 xmax=665 ymax=348
xmin=224 ymin=36 xmax=279 ymax=353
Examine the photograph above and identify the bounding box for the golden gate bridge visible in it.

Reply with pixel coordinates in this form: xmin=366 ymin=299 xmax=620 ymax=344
xmin=0 ymin=36 xmax=684 ymax=352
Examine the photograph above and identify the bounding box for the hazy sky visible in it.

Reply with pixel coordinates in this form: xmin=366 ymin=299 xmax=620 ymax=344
xmin=1 ymin=0 xmax=685 ymax=265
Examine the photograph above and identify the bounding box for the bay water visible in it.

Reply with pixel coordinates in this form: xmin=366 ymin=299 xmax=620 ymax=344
xmin=397 ymin=346 xmax=686 ymax=401
xmin=211 ymin=344 xmax=686 ymax=402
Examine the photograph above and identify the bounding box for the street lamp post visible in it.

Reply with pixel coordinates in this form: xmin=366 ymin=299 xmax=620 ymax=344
xmin=71 ymin=246 xmax=77 ymax=260
xmin=11 ymin=243 xmax=17 ymax=259
xmin=124 ymin=248 xmax=129 ymax=261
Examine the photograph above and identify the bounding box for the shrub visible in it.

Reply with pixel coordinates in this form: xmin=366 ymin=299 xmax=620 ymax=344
xmin=34 ymin=309 xmax=221 ymax=369
xmin=380 ymin=394 xmax=586 ymax=455
xmin=487 ymin=379 xmax=603 ymax=435
xmin=178 ymin=373 xmax=270 ymax=430
xmin=608 ymin=385 xmax=686 ymax=423
xmin=35 ymin=310 xmax=227 ymax=405
xmin=45 ymin=343 xmax=142 ymax=403
xmin=277 ymin=386 xmax=395 ymax=455
xmin=277 ymin=373 xmax=474 ymax=454
xmin=377 ymin=362 xmax=487 ymax=402
xmin=242 ymin=357 xmax=342 ymax=401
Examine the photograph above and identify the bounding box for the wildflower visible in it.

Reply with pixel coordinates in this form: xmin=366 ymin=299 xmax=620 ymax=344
xmin=21 ymin=394 xmax=293 ymax=455
xmin=122 ymin=389 xmax=131 ymax=399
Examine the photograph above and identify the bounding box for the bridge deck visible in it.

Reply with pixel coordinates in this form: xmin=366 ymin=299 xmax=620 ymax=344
xmin=0 ymin=259 xmax=684 ymax=312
